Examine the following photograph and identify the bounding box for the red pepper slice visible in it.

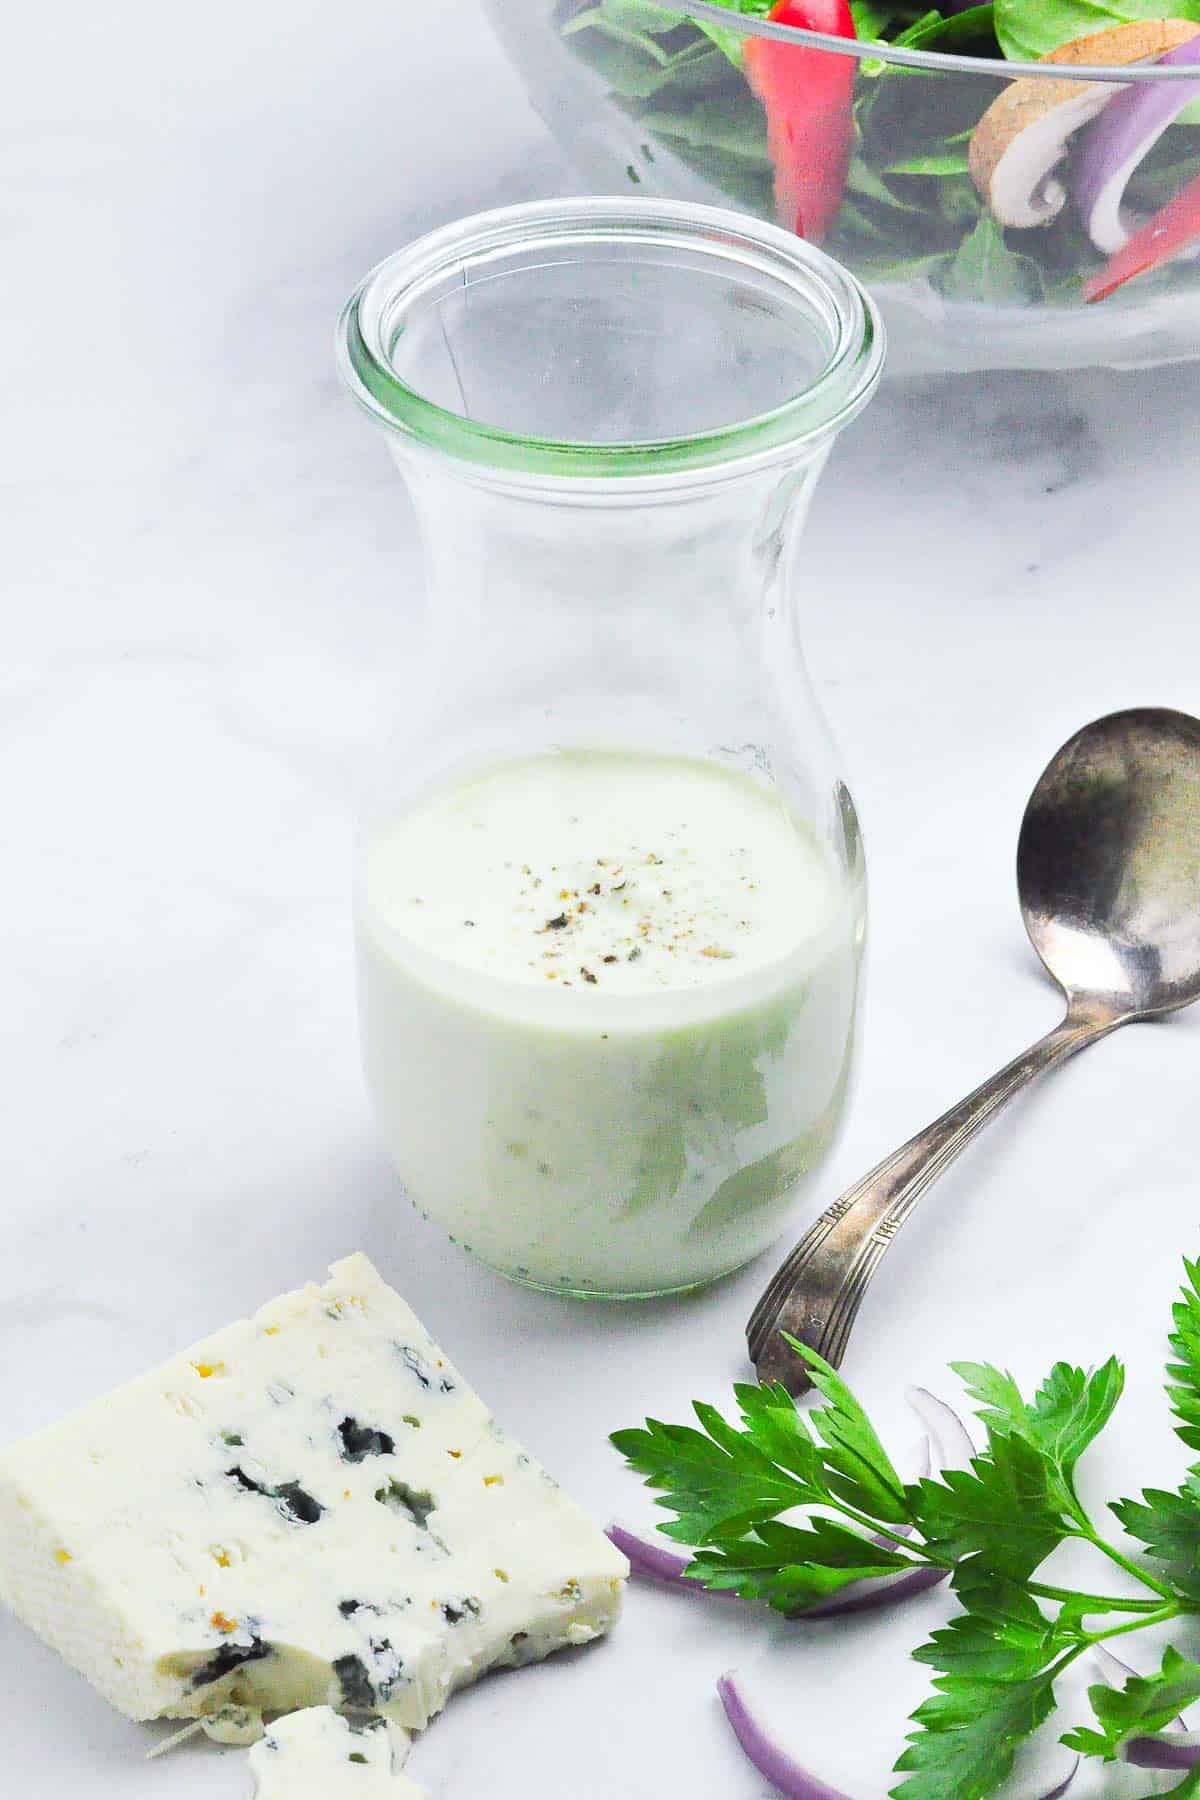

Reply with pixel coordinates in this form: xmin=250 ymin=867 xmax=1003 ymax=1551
xmin=1084 ymin=165 xmax=1200 ymax=302
xmin=744 ymin=0 xmax=858 ymax=243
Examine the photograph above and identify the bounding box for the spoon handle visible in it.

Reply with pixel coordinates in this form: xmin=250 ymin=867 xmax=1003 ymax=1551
xmin=747 ymin=1002 xmax=1123 ymax=1391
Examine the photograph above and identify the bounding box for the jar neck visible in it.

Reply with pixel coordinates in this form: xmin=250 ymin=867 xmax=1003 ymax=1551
xmin=370 ymin=443 xmax=853 ymax=885
xmin=400 ymin=451 xmax=828 ymax=745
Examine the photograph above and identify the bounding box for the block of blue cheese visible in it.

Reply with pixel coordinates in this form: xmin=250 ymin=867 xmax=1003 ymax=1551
xmin=0 ymin=1254 xmax=627 ymax=1740
xmin=249 ymin=1708 xmax=422 ymax=1798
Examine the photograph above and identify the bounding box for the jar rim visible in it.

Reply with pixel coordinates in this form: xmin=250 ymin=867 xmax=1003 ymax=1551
xmin=336 ymin=197 xmax=884 ymax=484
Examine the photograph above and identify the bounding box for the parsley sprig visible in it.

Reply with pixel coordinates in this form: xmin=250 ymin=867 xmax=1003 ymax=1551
xmin=612 ymin=1258 xmax=1200 ymax=1798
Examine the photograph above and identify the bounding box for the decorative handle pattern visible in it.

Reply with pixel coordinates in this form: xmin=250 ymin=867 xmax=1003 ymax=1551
xmin=748 ymin=1001 xmax=1125 ymax=1391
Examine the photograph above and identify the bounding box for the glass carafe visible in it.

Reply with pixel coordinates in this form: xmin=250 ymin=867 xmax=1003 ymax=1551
xmin=338 ymin=198 xmax=883 ymax=1299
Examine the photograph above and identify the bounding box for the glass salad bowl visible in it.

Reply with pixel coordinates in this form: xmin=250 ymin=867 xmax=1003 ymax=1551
xmin=486 ymin=0 xmax=1200 ymax=373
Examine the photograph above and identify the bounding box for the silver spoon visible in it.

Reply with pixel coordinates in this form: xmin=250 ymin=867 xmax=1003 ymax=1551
xmin=749 ymin=706 xmax=1200 ymax=1395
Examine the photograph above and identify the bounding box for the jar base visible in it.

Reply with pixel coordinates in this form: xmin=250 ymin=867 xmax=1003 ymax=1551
xmin=468 ymin=1247 xmax=752 ymax=1302
xmin=394 ymin=1182 xmax=761 ymax=1299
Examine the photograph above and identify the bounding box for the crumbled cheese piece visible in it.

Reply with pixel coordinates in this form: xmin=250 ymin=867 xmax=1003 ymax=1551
xmin=0 ymin=1254 xmax=627 ymax=1739
xmin=249 ymin=1708 xmax=421 ymax=1798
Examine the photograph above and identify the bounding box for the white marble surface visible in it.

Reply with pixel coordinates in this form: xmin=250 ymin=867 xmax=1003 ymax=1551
xmin=5 ymin=4 xmax=1200 ymax=1796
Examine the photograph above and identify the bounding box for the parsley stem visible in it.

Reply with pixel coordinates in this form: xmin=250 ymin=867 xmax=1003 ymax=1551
xmin=1079 ymin=1530 xmax=1177 ymax=1603
xmin=826 ymin=1500 xmax=949 ymax=1565
xmin=1081 ymin=1601 xmax=1179 ymax=1645
xmin=1060 ymin=1486 xmax=1179 ymax=1603
xmin=1026 ymin=1582 xmax=1166 ymax=1615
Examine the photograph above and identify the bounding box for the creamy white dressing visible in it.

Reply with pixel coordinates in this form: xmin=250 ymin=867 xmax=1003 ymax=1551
xmin=358 ymin=751 xmax=862 ymax=1295
xmin=364 ymin=751 xmax=841 ymax=998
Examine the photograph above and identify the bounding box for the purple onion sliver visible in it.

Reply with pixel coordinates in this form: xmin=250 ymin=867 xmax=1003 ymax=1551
xmin=904 ymin=1432 xmax=932 ymax=1486
xmin=1123 ymin=1733 xmax=1200 ymax=1771
xmin=1037 ymin=1755 xmax=1081 ymax=1799
xmin=607 ymin=1521 xmax=690 ymax=1581
xmin=905 ymin=1387 xmax=977 ymax=1471
xmin=1073 ymin=34 xmax=1200 ymax=253
xmin=717 ymin=1671 xmax=856 ymax=1800
xmin=799 ymin=1564 xmax=947 ymax=1620
xmin=606 ymin=1523 xmax=738 ymax=1599
xmin=1093 ymin=1643 xmax=1138 ymax=1688
xmin=717 ymin=1672 xmax=1080 ymax=1800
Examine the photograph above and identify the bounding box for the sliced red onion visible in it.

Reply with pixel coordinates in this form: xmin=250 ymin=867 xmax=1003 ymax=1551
xmin=717 ymin=1672 xmax=1080 ymax=1800
xmin=717 ymin=1671 xmax=856 ymax=1800
xmin=905 ymin=1386 xmax=977 ymax=1471
xmin=797 ymin=1563 xmax=947 ymax=1619
xmin=1094 ymin=1643 xmax=1139 ymax=1688
xmin=1038 ymin=1758 xmax=1081 ymax=1798
xmin=606 ymin=1522 xmax=736 ymax=1599
xmin=904 ymin=1431 xmax=933 ymax=1485
xmin=1074 ymin=35 xmax=1200 ymax=253
xmin=1123 ymin=1733 xmax=1200 ymax=1770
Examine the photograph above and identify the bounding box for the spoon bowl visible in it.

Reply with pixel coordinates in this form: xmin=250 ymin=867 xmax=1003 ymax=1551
xmin=749 ymin=705 xmax=1200 ymax=1392
xmin=1018 ymin=707 xmax=1200 ymax=1020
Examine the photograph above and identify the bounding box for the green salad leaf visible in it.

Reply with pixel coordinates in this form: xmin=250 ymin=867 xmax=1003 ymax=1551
xmin=941 ymin=215 xmax=1044 ymax=302
xmin=688 ymin=0 xmax=775 ymax=64
xmin=994 ymin=0 xmax=1200 ymax=64
xmin=852 ymin=0 xmax=911 ymax=38
xmin=556 ymin=0 xmax=1200 ymax=311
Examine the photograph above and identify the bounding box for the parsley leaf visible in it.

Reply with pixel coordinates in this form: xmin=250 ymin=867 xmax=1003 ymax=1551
xmin=610 ymin=1409 xmax=816 ymax=1546
xmin=1168 ymin=1256 xmax=1200 ymax=1453
xmin=1026 ymin=1359 xmax=1126 ymax=1478
xmin=1061 ymin=1644 xmax=1200 ymax=1760
xmin=1105 ymin=1263 xmax=1200 ymax=1601
xmin=918 ymin=1564 xmax=1064 ymax=1680
xmin=785 ymin=1337 xmax=911 ymax=1523
xmin=915 ymin=1431 xmax=1072 ymax=1581
xmin=953 ymin=1357 xmax=1125 ymax=1497
xmin=1111 ymin=1479 xmax=1200 ymax=1600
xmin=893 ymin=1571 xmax=1066 ymax=1800
xmin=951 ymin=1363 xmax=1028 ymax=1434
xmin=612 ymin=1256 xmax=1200 ymax=1800
xmin=731 ymin=1380 xmax=826 ymax=1484
xmin=689 ymin=1516 xmax=912 ymax=1614
xmin=612 ymin=1383 xmax=927 ymax=1612
xmin=894 ymin=1675 xmax=1059 ymax=1800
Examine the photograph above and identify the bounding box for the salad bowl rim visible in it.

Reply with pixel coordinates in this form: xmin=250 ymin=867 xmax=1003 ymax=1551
xmin=672 ymin=0 xmax=1200 ymax=82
